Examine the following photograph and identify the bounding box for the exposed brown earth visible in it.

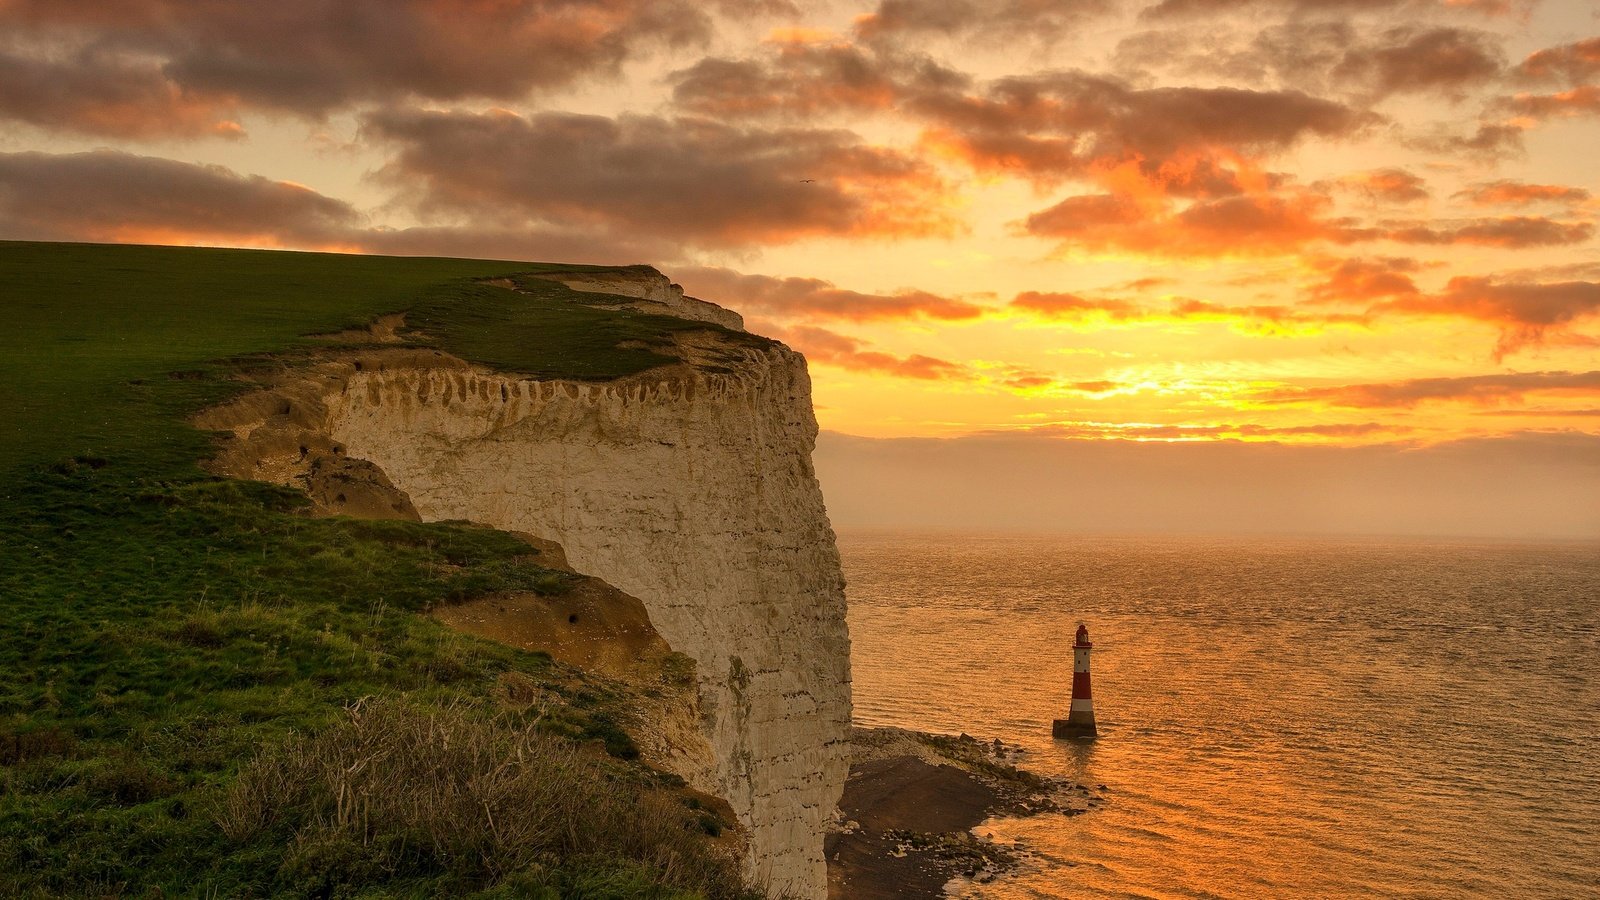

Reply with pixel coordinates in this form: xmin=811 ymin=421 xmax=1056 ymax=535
xmin=431 ymin=534 xmax=672 ymax=684
xmin=828 ymin=727 xmax=1096 ymax=899
xmin=827 ymin=755 xmax=1002 ymax=900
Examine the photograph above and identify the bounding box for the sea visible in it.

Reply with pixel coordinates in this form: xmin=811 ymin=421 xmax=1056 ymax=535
xmin=837 ymin=529 xmax=1600 ymax=900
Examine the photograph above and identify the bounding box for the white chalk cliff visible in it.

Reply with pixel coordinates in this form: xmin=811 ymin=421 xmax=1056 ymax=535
xmin=197 ymin=272 xmax=851 ymax=898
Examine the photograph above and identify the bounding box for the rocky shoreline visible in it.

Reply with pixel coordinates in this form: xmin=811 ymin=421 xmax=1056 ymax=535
xmin=826 ymin=727 xmax=1105 ymax=899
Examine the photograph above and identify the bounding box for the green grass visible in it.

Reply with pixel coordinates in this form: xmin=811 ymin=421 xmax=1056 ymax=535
xmin=406 ymin=274 xmax=770 ymax=383
xmin=0 ymin=241 xmax=769 ymax=478
xmin=0 ymin=241 xmax=754 ymax=897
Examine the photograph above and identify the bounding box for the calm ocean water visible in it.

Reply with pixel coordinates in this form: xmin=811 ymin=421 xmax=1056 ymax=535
xmin=838 ymin=529 xmax=1600 ymax=899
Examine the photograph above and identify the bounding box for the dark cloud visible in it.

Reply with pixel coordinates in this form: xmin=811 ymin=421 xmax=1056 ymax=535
xmin=1514 ymin=37 xmax=1600 ymax=85
xmin=1377 ymin=277 xmax=1600 ymax=358
xmin=1140 ymin=0 xmax=1395 ymax=18
xmin=0 ymin=49 xmax=241 ymax=139
xmin=1405 ymin=121 xmax=1527 ymax=158
xmin=1118 ymin=22 xmax=1503 ymax=103
xmin=0 ymin=0 xmax=724 ymax=133
xmin=669 ymin=41 xmax=968 ymax=119
xmin=1263 ymin=370 xmax=1600 ymax=407
xmin=674 ymin=266 xmax=987 ymax=323
xmin=0 ymin=149 xmax=691 ymax=265
xmin=354 ymin=225 xmax=679 ymax=268
xmin=0 ymin=150 xmax=360 ymax=246
xmin=854 ymin=0 xmax=1119 ymax=45
xmin=1455 ymin=181 xmax=1592 ymax=206
xmin=1139 ymin=0 xmax=1526 ymax=18
xmin=1330 ymin=26 xmax=1503 ymax=99
xmin=363 ymin=107 xmax=959 ymax=249
xmin=3 ymin=141 xmax=963 ymax=265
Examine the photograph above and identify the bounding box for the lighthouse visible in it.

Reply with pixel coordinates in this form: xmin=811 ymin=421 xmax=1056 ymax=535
xmin=1052 ymin=623 xmax=1097 ymax=739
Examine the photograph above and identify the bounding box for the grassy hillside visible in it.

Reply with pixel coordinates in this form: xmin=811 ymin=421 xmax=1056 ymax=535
xmin=0 ymin=242 xmax=755 ymax=898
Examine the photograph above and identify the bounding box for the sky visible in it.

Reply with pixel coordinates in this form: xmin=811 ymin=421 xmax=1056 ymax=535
xmin=1 ymin=0 xmax=1597 ymax=536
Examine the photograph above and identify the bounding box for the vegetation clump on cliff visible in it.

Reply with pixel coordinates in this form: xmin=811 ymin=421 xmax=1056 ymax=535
xmin=0 ymin=241 xmax=758 ymax=897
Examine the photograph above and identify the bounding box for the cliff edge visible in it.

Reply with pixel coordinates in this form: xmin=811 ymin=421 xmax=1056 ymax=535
xmin=195 ymin=270 xmax=851 ymax=898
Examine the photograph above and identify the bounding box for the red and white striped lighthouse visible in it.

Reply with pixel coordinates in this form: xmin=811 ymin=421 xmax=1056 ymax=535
xmin=1052 ymin=623 xmax=1097 ymax=739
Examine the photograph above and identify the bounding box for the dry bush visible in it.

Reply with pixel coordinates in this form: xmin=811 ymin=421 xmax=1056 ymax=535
xmin=494 ymin=670 xmax=555 ymax=713
xmin=217 ymin=696 xmax=749 ymax=897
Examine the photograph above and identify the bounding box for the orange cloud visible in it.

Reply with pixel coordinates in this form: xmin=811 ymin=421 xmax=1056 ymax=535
xmin=672 ymin=38 xmax=1374 ymax=202
xmin=1001 ymin=421 xmax=1409 ymax=440
xmin=1023 ymin=185 xmax=1592 ymax=258
xmin=1454 ymin=180 xmax=1592 ymax=206
xmin=1439 ymin=0 xmax=1534 ymax=15
xmin=1325 ymin=168 xmax=1430 ymax=203
xmin=1261 ymin=370 xmax=1600 ymax=408
xmin=769 ymin=324 xmax=971 ymax=380
xmin=1260 ymin=368 xmax=1600 ymax=406
xmin=1383 ymin=216 xmax=1594 ymax=248
xmin=1022 ymin=189 xmax=1361 ymax=257
xmin=1501 ymin=85 xmax=1600 ymax=121
xmin=675 ymin=266 xmax=987 ymax=323
xmin=912 ymin=73 xmax=1374 ymax=193
xmin=1377 ymin=277 xmax=1600 ymax=358
xmin=1010 ymin=290 xmax=1368 ymax=336
xmin=1515 ymin=37 xmax=1600 ymax=85
xmin=1306 ymin=256 xmax=1423 ymax=301
xmin=1168 ymin=298 xmax=1370 ymax=334
xmin=1011 ymin=292 xmax=1146 ymax=323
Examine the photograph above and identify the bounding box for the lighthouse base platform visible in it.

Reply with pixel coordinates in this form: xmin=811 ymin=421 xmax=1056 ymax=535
xmin=1052 ymin=718 xmax=1097 ymax=739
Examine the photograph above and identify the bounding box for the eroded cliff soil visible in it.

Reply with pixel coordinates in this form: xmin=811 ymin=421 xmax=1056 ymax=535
xmin=195 ymin=273 xmax=850 ymax=898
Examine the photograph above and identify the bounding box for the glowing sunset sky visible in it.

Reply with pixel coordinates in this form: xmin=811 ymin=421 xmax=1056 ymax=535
xmin=2 ymin=1 xmax=1597 ymax=533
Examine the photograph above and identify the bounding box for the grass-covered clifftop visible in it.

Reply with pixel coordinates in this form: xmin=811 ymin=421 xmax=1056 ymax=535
xmin=0 ymin=241 xmax=759 ymax=898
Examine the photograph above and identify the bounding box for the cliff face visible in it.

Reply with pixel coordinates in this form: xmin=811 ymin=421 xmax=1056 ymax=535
xmin=195 ymin=280 xmax=851 ymax=898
